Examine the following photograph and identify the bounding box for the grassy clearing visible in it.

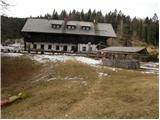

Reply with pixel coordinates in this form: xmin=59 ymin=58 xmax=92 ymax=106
xmin=1 ymin=56 xmax=42 ymax=99
xmin=1 ymin=56 xmax=159 ymax=119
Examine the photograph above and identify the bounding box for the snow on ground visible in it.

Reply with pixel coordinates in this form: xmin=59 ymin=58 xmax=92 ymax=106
xmin=98 ymin=72 xmax=108 ymax=79
xmin=140 ymin=62 xmax=159 ymax=74
xmin=1 ymin=52 xmax=23 ymax=57
xmin=33 ymin=76 xmax=84 ymax=82
xmin=30 ymin=54 xmax=102 ymax=65
xmin=1 ymin=52 xmax=159 ymax=74
xmin=1 ymin=52 xmax=102 ymax=65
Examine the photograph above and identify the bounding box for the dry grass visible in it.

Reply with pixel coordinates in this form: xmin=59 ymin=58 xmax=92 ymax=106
xmin=1 ymin=56 xmax=159 ymax=119
xmin=1 ymin=56 xmax=42 ymax=99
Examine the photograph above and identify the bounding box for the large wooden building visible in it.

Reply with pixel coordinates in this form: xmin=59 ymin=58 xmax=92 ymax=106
xmin=21 ymin=19 xmax=116 ymax=53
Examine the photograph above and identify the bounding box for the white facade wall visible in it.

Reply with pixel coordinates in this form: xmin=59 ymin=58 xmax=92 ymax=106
xmin=78 ymin=44 xmax=98 ymax=53
xmin=26 ymin=42 xmax=77 ymax=52
xmin=26 ymin=42 xmax=98 ymax=53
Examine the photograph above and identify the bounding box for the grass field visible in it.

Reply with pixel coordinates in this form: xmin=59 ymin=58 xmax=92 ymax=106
xmin=1 ymin=55 xmax=159 ymax=119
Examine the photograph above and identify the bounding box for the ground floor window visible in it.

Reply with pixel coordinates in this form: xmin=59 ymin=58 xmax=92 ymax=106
xmin=28 ymin=44 xmax=30 ymax=49
xmin=82 ymin=46 xmax=86 ymax=51
xmin=71 ymin=46 xmax=75 ymax=51
xmin=41 ymin=44 xmax=44 ymax=49
xmin=33 ymin=44 xmax=37 ymax=49
xmin=89 ymin=47 xmax=92 ymax=51
xmin=71 ymin=46 xmax=78 ymax=52
xmin=48 ymin=45 xmax=52 ymax=50
xmin=56 ymin=45 xmax=59 ymax=50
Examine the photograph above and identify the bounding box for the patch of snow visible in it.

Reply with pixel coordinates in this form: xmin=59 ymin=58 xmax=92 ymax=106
xmin=111 ymin=68 xmax=116 ymax=71
xmin=30 ymin=54 xmax=102 ymax=65
xmin=33 ymin=76 xmax=84 ymax=82
xmin=1 ymin=52 xmax=23 ymax=57
xmin=140 ymin=62 xmax=159 ymax=74
xmin=46 ymin=78 xmax=57 ymax=81
xmin=81 ymin=81 xmax=88 ymax=86
xmin=98 ymin=72 xmax=108 ymax=79
xmin=1 ymin=52 xmax=102 ymax=66
xmin=64 ymin=76 xmax=83 ymax=80
xmin=106 ymin=67 xmax=119 ymax=72
xmin=75 ymin=56 xmax=102 ymax=65
xmin=141 ymin=71 xmax=157 ymax=74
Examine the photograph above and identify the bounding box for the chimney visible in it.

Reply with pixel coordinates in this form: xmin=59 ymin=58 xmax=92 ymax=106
xmin=93 ymin=19 xmax=97 ymax=32
xmin=63 ymin=16 xmax=69 ymax=31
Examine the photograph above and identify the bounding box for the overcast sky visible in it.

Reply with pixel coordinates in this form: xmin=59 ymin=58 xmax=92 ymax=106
xmin=4 ymin=0 xmax=159 ymax=19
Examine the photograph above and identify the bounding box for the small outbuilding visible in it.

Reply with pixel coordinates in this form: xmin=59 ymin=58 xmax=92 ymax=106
xmin=100 ymin=46 xmax=149 ymax=69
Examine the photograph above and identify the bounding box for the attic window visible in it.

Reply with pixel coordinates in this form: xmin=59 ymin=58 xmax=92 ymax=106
xmin=67 ymin=25 xmax=71 ymax=29
xmin=67 ymin=25 xmax=76 ymax=30
xmin=81 ymin=26 xmax=90 ymax=31
xmin=71 ymin=26 xmax=76 ymax=30
xmin=52 ymin=24 xmax=61 ymax=29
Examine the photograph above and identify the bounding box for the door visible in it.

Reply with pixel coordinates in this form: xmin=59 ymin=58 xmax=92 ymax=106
xmin=63 ymin=46 xmax=67 ymax=51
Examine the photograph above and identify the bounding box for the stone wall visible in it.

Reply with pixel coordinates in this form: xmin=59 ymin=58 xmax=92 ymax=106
xmin=102 ymin=58 xmax=140 ymax=69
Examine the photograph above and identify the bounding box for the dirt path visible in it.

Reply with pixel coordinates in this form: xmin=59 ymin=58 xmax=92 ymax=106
xmin=62 ymin=68 xmax=107 ymax=118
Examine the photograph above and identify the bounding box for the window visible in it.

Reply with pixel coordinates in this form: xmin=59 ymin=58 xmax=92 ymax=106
xmin=41 ymin=44 xmax=44 ymax=49
xmin=89 ymin=47 xmax=92 ymax=51
xmin=63 ymin=46 xmax=67 ymax=51
xmin=67 ymin=25 xmax=76 ymax=30
xmin=67 ymin=25 xmax=71 ymax=29
xmin=81 ymin=26 xmax=90 ymax=31
xmin=28 ymin=44 xmax=30 ymax=49
xmin=52 ymin=24 xmax=56 ymax=28
xmin=57 ymin=25 xmax=61 ymax=29
xmin=71 ymin=46 xmax=77 ymax=52
xmin=71 ymin=46 xmax=75 ymax=51
xmin=82 ymin=47 xmax=86 ymax=51
xmin=86 ymin=27 xmax=90 ymax=31
xmin=71 ymin=26 xmax=76 ymax=30
xmin=48 ymin=45 xmax=52 ymax=50
xmin=82 ymin=26 xmax=85 ymax=30
xmin=33 ymin=44 xmax=37 ymax=49
xmin=56 ymin=45 xmax=59 ymax=50
xmin=52 ymin=24 xmax=61 ymax=29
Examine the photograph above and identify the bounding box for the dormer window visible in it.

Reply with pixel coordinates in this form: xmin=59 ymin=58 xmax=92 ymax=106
xmin=71 ymin=26 xmax=75 ymax=30
xmin=67 ymin=25 xmax=76 ymax=30
xmin=86 ymin=27 xmax=90 ymax=30
xmin=67 ymin=25 xmax=71 ymax=29
xmin=52 ymin=24 xmax=61 ymax=29
xmin=81 ymin=26 xmax=90 ymax=31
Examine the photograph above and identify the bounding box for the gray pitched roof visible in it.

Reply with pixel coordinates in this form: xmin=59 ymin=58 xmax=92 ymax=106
xmin=101 ymin=47 xmax=146 ymax=53
xmin=21 ymin=19 xmax=116 ymax=37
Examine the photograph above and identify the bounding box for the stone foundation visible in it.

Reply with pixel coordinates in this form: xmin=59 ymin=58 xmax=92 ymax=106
xmin=102 ymin=58 xmax=140 ymax=69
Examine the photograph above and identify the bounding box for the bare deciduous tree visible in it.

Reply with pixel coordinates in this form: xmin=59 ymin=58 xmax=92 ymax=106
xmin=0 ymin=0 xmax=10 ymax=15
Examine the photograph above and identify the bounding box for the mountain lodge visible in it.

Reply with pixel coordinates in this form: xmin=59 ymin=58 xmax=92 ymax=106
xmin=21 ymin=18 xmax=116 ymax=53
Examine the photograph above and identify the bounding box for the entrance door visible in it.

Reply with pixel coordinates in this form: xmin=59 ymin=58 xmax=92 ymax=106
xmin=41 ymin=44 xmax=44 ymax=54
xmin=71 ymin=46 xmax=78 ymax=53
xmin=63 ymin=46 xmax=67 ymax=51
